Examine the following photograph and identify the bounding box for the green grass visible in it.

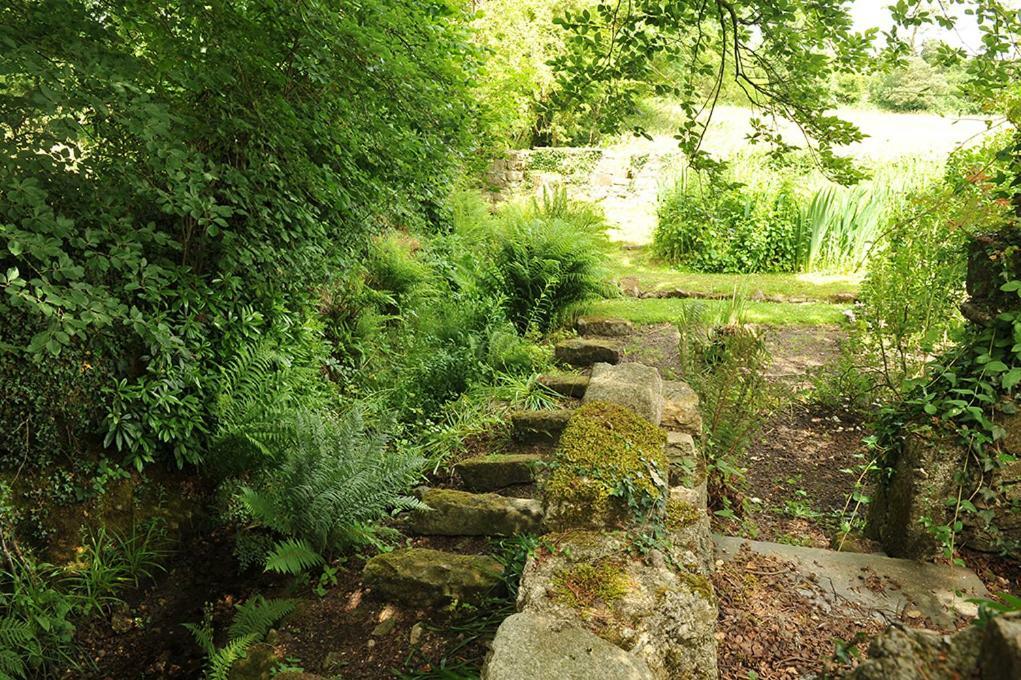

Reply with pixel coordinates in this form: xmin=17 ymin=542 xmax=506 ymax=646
xmin=591 ymin=297 xmax=847 ymax=326
xmin=610 ymin=247 xmax=860 ymax=301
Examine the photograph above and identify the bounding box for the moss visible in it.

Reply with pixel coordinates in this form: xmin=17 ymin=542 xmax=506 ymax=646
xmin=677 ymin=571 xmax=715 ymax=603
xmin=551 ymin=558 xmax=632 ymax=610
xmin=544 ymin=401 xmax=667 ymax=527
xmin=666 ymin=498 xmax=701 ymax=531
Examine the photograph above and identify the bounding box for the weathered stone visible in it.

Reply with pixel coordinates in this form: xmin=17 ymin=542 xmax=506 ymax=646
xmin=455 ymin=454 xmax=542 ymax=491
xmin=666 ymin=430 xmax=705 ymax=492
xmin=583 ymin=362 xmax=664 ymax=425
xmin=517 ymin=531 xmax=717 ymax=680
xmin=981 ymin=614 xmax=1021 ymax=680
xmin=667 ymin=488 xmax=712 ymax=575
xmin=619 ymin=276 xmax=642 ymax=298
xmin=538 ymin=373 xmax=590 ymax=399
xmin=576 ymin=316 xmax=634 ymax=337
xmin=511 ymin=409 xmax=572 ymax=445
xmin=483 ymin=612 xmax=654 ymax=680
xmin=555 ymin=338 xmax=621 ymax=367
xmin=407 ymin=488 xmax=543 ymax=536
xmin=363 ymin=548 xmax=503 ymax=607
xmin=866 ymin=430 xmax=964 ymax=560
xmin=847 ymin=625 xmax=984 ymax=680
xmin=661 ymin=381 xmax=701 ymax=435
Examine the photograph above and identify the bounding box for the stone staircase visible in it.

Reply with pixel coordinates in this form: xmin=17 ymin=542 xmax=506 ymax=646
xmin=361 ymin=316 xmax=718 ymax=679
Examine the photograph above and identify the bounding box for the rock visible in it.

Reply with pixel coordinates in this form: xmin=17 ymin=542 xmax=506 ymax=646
xmin=832 ymin=292 xmax=857 ymax=304
xmin=583 ymin=362 xmax=664 ymax=425
xmin=483 ymin=612 xmax=655 ymax=680
xmin=555 ymin=338 xmax=621 ymax=367
xmin=228 ymin=643 xmax=278 ymax=680
xmin=661 ymin=381 xmax=701 ymax=435
xmin=363 ymin=548 xmax=504 ymax=607
xmin=409 ymin=622 xmax=425 ymax=646
xmin=275 ymin=674 xmax=325 ymax=680
xmin=110 ymin=605 xmax=134 ymax=634
xmin=407 ymin=488 xmax=543 ymax=536
xmin=848 ymin=625 xmax=983 ymax=679
xmin=538 ymin=373 xmax=590 ymax=399
xmin=511 ymin=409 xmax=572 ymax=445
xmin=866 ymin=431 xmax=964 ymax=560
xmin=576 ymin=316 xmax=634 ymax=337
xmin=371 ymin=616 xmax=397 ymax=637
xmin=665 ymin=431 xmax=703 ymax=489
xmin=455 ymin=454 xmax=542 ymax=491
xmin=619 ymin=277 xmax=642 ymax=298
xmin=981 ymin=614 xmax=1021 ymax=680
xmin=667 ymin=489 xmax=713 ymax=575
xmin=516 ymin=531 xmax=717 ymax=679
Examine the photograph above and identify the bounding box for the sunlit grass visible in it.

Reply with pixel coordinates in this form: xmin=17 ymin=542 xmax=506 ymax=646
xmin=590 ymin=297 xmax=848 ymax=326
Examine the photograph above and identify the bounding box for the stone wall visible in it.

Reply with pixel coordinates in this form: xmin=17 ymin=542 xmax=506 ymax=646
xmin=483 ymin=362 xmax=717 ymax=680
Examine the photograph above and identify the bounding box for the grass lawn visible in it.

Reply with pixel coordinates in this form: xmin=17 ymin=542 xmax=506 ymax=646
xmin=591 ymin=296 xmax=848 ymax=326
xmin=609 ymin=247 xmax=861 ymax=302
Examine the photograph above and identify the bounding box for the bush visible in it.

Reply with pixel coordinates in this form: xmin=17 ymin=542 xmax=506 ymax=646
xmin=654 ymin=173 xmax=807 ymax=273
xmin=870 ymin=57 xmax=949 ymax=112
xmin=487 ymin=190 xmax=611 ymax=333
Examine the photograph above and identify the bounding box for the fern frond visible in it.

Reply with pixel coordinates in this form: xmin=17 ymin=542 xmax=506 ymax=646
xmin=263 ymin=539 xmax=325 ymax=574
xmin=183 ymin=621 xmax=217 ymax=658
xmin=207 ymin=633 xmax=257 ymax=680
xmin=227 ymin=596 xmax=296 ymax=640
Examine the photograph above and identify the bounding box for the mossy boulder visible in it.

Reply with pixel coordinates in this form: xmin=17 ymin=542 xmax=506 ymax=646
xmin=543 ymin=401 xmax=667 ymax=531
xmin=511 ymin=409 xmax=572 ymax=445
xmin=363 ymin=547 xmax=504 ymax=607
xmin=406 ymin=488 xmax=543 ymax=536
xmin=555 ymin=338 xmax=621 ymax=367
xmin=454 ymin=453 xmax=542 ymax=491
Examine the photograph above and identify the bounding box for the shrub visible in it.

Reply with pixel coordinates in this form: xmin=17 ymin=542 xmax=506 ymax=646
xmin=654 ymin=173 xmax=807 ymax=273
xmin=487 ymin=190 xmax=611 ymax=333
xmin=870 ymin=57 xmax=949 ymax=112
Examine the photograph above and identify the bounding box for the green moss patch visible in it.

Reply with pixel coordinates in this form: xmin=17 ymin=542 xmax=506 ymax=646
xmin=666 ymin=498 xmax=701 ymax=531
xmin=551 ymin=559 xmax=632 ymax=610
xmin=543 ymin=401 xmax=667 ymax=529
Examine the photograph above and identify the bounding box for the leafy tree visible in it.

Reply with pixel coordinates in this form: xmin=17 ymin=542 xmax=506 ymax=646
xmin=870 ymin=56 xmax=949 ymax=111
xmin=0 ymin=1 xmax=477 ymax=468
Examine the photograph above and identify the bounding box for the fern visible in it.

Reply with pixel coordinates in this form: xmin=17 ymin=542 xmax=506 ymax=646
xmin=207 ymin=634 xmax=257 ymax=680
xmin=262 ymin=539 xmax=325 ymax=575
xmin=227 ymin=595 xmax=296 ymax=639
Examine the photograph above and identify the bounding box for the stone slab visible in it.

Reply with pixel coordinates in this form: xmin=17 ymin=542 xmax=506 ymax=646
xmin=555 ymin=338 xmax=621 ymax=367
xmin=407 ymin=488 xmax=543 ymax=536
xmin=483 ymin=612 xmax=654 ymax=680
xmin=576 ymin=316 xmax=634 ymax=337
xmin=511 ymin=409 xmax=571 ymax=445
xmin=661 ymin=380 xmax=701 ymax=434
xmin=455 ymin=454 xmax=542 ymax=491
xmin=538 ymin=373 xmax=590 ymax=399
xmin=713 ymin=535 xmax=988 ymax=627
xmin=363 ymin=547 xmax=503 ymax=607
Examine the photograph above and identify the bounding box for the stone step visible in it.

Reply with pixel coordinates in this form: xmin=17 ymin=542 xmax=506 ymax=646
xmin=583 ymin=361 xmax=663 ymax=425
xmin=713 ymin=535 xmax=989 ymax=628
xmin=537 ymin=372 xmax=589 ymax=399
xmin=554 ymin=337 xmax=621 ymax=367
xmin=406 ymin=488 xmax=543 ymax=536
xmin=662 ymin=380 xmax=701 ymax=434
xmin=511 ymin=409 xmax=572 ymax=445
xmin=363 ymin=547 xmax=504 ymax=607
xmin=455 ymin=453 xmax=543 ymax=491
xmin=575 ymin=315 xmax=634 ymax=337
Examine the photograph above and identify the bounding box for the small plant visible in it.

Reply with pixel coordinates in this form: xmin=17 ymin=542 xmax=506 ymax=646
xmin=185 ymin=595 xmax=296 ymax=680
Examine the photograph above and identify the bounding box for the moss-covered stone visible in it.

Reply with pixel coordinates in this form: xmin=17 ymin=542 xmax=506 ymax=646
xmin=544 ymin=401 xmax=667 ymax=531
xmin=554 ymin=338 xmax=621 ymax=367
xmin=363 ymin=547 xmax=504 ymax=607
xmin=406 ymin=487 xmax=543 ymax=536
xmin=666 ymin=498 xmax=701 ymax=531
xmin=538 ymin=373 xmax=590 ymax=399
xmin=551 ymin=559 xmax=632 ymax=610
xmin=454 ymin=453 xmax=541 ymax=491
xmin=576 ymin=316 xmax=634 ymax=337
xmin=677 ymin=571 xmax=715 ymax=603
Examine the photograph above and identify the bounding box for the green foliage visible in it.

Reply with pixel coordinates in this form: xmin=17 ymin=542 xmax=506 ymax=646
xmin=185 ymin=596 xmax=295 ymax=680
xmin=870 ymin=57 xmax=949 ymax=112
xmin=229 ymin=408 xmax=424 ymax=567
xmin=0 ymin=0 xmax=477 ymax=469
xmin=486 ymin=190 xmax=611 ymax=333
xmin=655 ymin=172 xmax=807 ymax=273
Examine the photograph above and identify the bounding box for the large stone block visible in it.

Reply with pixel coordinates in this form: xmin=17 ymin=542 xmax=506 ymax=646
xmin=407 ymin=488 xmax=543 ymax=536
xmin=981 ymin=614 xmax=1021 ymax=680
xmin=482 ymin=612 xmax=654 ymax=680
xmin=511 ymin=409 xmax=572 ymax=445
xmin=576 ymin=316 xmax=634 ymax=337
xmin=363 ymin=548 xmax=503 ymax=607
xmin=538 ymin=373 xmax=590 ymax=399
xmin=661 ymin=380 xmax=702 ymax=435
xmin=583 ymin=362 xmax=664 ymax=425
